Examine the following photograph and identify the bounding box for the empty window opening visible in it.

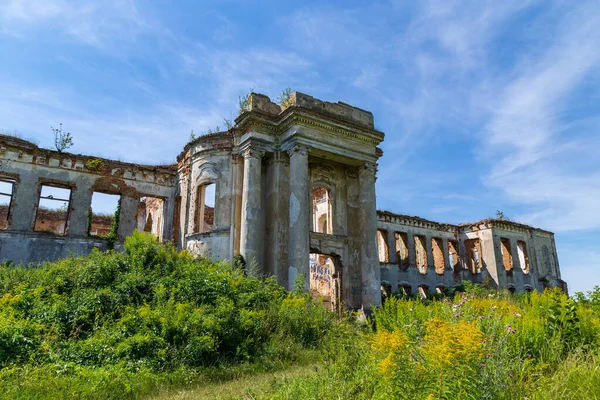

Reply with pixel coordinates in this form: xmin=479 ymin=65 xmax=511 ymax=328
xmin=448 ymin=240 xmax=460 ymax=272
xmin=34 ymin=185 xmax=71 ymax=235
xmin=500 ymin=238 xmax=513 ymax=273
xmin=137 ymin=196 xmax=165 ymax=241
xmin=194 ymin=183 xmax=215 ymax=233
xmin=88 ymin=192 xmax=120 ymax=238
xmin=0 ymin=177 xmax=16 ymax=230
xmin=377 ymin=229 xmax=389 ymax=262
xmin=432 ymin=237 xmax=445 ymax=274
xmin=395 ymin=232 xmax=409 ymax=270
xmin=414 ymin=235 xmax=428 ymax=274
xmin=418 ymin=285 xmax=429 ymax=299
xmin=399 ymin=284 xmax=412 ymax=297
xmin=465 ymin=238 xmax=482 ymax=274
xmin=312 ymin=186 xmax=332 ymax=234
xmin=381 ymin=281 xmax=392 ymax=300
xmin=517 ymin=241 xmax=530 ymax=274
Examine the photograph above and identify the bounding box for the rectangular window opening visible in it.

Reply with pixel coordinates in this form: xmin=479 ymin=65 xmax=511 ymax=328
xmin=194 ymin=183 xmax=216 ymax=233
xmin=500 ymin=238 xmax=513 ymax=273
xmin=395 ymin=232 xmax=409 ymax=270
xmin=0 ymin=177 xmax=16 ymax=230
xmin=89 ymin=192 xmax=120 ymax=238
xmin=377 ymin=229 xmax=389 ymax=263
xmin=517 ymin=241 xmax=530 ymax=274
xmin=414 ymin=234 xmax=428 ymax=274
xmin=137 ymin=196 xmax=165 ymax=241
xmin=312 ymin=186 xmax=332 ymax=234
xmin=465 ymin=238 xmax=482 ymax=274
xmin=448 ymin=240 xmax=460 ymax=272
xmin=34 ymin=185 xmax=72 ymax=236
xmin=432 ymin=237 xmax=445 ymax=275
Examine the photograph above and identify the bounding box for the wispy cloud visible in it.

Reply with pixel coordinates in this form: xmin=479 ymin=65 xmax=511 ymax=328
xmin=0 ymin=0 xmax=160 ymax=47
xmin=483 ymin=1 xmax=600 ymax=231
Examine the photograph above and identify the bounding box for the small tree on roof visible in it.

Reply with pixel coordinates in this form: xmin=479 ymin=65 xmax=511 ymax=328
xmin=52 ymin=123 xmax=73 ymax=153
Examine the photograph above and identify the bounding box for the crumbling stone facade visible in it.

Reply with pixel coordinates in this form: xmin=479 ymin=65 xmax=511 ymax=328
xmin=0 ymin=91 xmax=565 ymax=310
xmin=377 ymin=212 xmax=566 ymax=296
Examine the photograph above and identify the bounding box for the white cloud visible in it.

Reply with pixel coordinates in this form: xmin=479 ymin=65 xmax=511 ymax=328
xmin=483 ymin=1 xmax=600 ymax=231
xmin=0 ymin=0 xmax=158 ymax=47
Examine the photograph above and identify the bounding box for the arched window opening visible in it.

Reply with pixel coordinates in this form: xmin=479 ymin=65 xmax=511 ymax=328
xmin=414 ymin=235 xmax=428 ymax=274
xmin=448 ymin=240 xmax=460 ymax=272
xmin=517 ymin=241 xmax=530 ymax=274
xmin=309 ymin=253 xmax=338 ymax=307
xmin=136 ymin=196 xmax=165 ymax=240
xmin=399 ymin=284 xmax=412 ymax=297
xmin=500 ymin=238 xmax=513 ymax=273
xmin=465 ymin=238 xmax=482 ymax=274
xmin=194 ymin=183 xmax=216 ymax=233
xmin=432 ymin=237 xmax=445 ymax=274
xmin=377 ymin=229 xmax=389 ymax=262
xmin=395 ymin=232 xmax=409 ymax=270
xmin=312 ymin=186 xmax=332 ymax=234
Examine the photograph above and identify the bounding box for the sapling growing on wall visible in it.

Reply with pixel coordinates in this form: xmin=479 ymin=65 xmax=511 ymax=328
xmin=278 ymin=87 xmax=294 ymax=109
xmin=52 ymin=123 xmax=73 ymax=153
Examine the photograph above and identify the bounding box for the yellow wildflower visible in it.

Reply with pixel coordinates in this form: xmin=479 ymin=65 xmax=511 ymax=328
xmin=421 ymin=317 xmax=486 ymax=370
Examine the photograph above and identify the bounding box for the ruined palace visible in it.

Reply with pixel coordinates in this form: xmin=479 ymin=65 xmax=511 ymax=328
xmin=0 ymin=91 xmax=566 ymax=309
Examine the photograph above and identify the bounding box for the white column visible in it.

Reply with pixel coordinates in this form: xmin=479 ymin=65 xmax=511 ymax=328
xmin=239 ymin=148 xmax=264 ymax=272
xmin=359 ymin=161 xmax=381 ymax=309
xmin=287 ymin=144 xmax=311 ymax=291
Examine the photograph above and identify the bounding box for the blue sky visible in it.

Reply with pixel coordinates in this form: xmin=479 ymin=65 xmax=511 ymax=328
xmin=0 ymin=0 xmax=599 ymax=294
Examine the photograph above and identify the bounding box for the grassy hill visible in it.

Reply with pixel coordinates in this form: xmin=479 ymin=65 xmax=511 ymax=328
xmin=1 ymin=232 xmax=599 ymax=399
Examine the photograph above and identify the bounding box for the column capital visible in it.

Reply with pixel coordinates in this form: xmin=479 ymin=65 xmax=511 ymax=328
xmin=241 ymin=148 xmax=265 ymax=160
xmin=360 ymin=161 xmax=378 ymax=178
xmin=286 ymin=143 xmax=311 ymax=157
xmin=231 ymin=153 xmax=244 ymax=164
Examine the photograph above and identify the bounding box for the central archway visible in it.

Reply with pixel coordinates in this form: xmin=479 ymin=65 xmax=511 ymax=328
xmin=309 ymin=248 xmax=343 ymax=315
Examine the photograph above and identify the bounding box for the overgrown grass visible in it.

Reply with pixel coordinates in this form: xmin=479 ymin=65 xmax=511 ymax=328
xmin=2 ymin=234 xmax=599 ymax=399
xmin=269 ymin=284 xmax=600 ymax=400
xmin=0 ymin=231 xmax=335 ymax=399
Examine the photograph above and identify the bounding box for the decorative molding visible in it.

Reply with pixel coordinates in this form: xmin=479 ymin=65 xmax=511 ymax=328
xmin=286 ymin=143 xmax=311 ymax=158
xmin=241 ymin=148 xmax=265 ymax=160
xmin=361 ymin=161 xmax=377 ymax=176
xmin=231 ymin=153 xmax=244 ymax=164
xmin=196 ymin=162 xmax=220 ymax=184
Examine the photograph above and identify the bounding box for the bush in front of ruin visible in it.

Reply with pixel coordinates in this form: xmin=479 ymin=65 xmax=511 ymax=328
xmin=0 ymin=231 xmax=335 ymax=375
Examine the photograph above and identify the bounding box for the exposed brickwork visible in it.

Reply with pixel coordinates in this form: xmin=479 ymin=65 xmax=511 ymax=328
xmin=500 ymin=238 xmax=513 ymax=273
xmin=432 ymin=237 xmax=445 ymax=275
xmin=395 ymin=231 xmax=409 ymax=270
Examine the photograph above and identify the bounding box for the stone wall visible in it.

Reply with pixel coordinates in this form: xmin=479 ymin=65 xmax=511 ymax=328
xmin=0 ymin=134 xmax=177 ymax=264
xmin=376 ymin=211 xmax=565 ymax=294
xmin=0 ymin=91 xmax=565 ymax=308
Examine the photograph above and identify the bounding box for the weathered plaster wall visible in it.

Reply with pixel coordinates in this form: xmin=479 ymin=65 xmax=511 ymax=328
xmin=377 ymin=211 xmax=564 ymax=295
xmin=0 ymin=91 xmax=565 ymax=310
xmin=0 ymin=135 xmax=176 ymax=264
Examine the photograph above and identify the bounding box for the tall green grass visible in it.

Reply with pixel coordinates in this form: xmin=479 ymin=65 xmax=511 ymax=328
xmin=0 ymin=231 xmax=336 ymax=399
xmin=271 ymin=286 xmax=600 ymax=400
